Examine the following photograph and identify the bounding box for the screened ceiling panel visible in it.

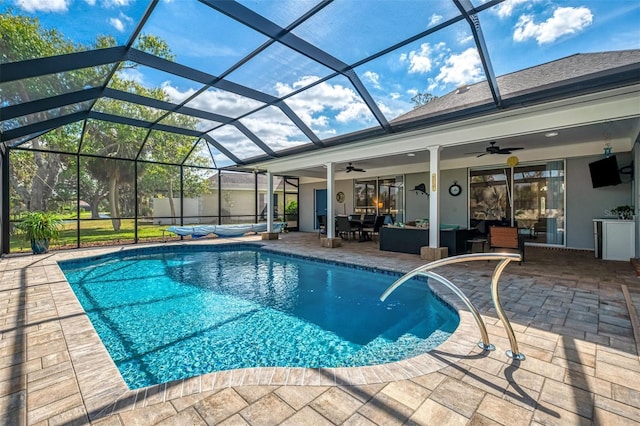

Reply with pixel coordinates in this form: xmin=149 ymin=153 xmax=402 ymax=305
xmin=237 ymin=0 xmax=322 ymax=28
xmin=108 ymin=64 xmax=207 ymax=104
xmin=291 ymin=0 xmax=462 ymax=65
xmin=4 ymin=132 xmax=48 ymax=148
xmin=207 ymin=126 xmax=268 ymax=161
xmin=184 ymin=139 xmax=217 ymax=168
xmin=0 ymin=2 xmax=147 ymax=63
xmin=283 ymin=74 xmax=379 ymax=140
xmin=354 ymin=20 xmax=482 ymax=121
xmin=1 ymin=101 xmax=93 ymax=133
xmin=138 ymin=0 xmax=269 ymax=77
xmin=92 ymin=98 xmax=165 ymax=122
xmin=0 ymin=66 xmax=112 ymax=106
xmin=140 ymin=130 xmax=200 ymax=165
xmin=225 ymin=41 xmax=334 ymax=97
xmin=238 ymin=106 xmax=312 ymax=152
xmin=81 ymin=119 xmax=148 ymax=159
xmin=158 ymin=112 xmax=222 ymax=132
xmin=10 ymin=122 xmax=83 ymax=153
xmin=184 ymin=88 xmax=266 ymax=119
xmin=2 ymin=0 xmax=639 ymax=169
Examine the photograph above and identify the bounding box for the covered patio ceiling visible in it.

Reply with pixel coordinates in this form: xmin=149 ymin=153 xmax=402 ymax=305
xmin=1 ymin=0 xmax=639 ymax=172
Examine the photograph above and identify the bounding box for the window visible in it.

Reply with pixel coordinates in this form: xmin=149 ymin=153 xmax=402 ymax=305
xmin=354 ymin=176 xmax=404 ymax=221
xmin=470 ymin=161 xmax=565 ymax=245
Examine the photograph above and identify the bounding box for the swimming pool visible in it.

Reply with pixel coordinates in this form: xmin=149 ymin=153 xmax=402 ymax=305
xmin=59 ymin=244 xmax=459 ymax=389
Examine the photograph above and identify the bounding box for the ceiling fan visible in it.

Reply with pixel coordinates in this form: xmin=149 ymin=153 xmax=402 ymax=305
xmin=468 ymin=141 xmax=524 ymax=157
xmin=345 ymin=162 xmax=366 ymax=173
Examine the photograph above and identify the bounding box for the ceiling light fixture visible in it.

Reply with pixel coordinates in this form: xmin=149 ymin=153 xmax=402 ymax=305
xmin=407 ymin=153 xmax=415 ymax=157
xmin=545 ymin=131 xmax=558 ymax=137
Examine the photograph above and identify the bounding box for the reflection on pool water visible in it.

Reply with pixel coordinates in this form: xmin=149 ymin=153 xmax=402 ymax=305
xmin=59 ymin=244 xmax=459 ymax=389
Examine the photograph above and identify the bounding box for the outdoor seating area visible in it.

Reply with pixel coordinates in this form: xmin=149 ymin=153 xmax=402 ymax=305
xmin=1 ymin=232 xmax=639 ymax=425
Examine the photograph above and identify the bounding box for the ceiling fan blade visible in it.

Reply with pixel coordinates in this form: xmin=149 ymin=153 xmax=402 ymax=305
xmin=509 ymin=147 xmax=524 ymax=151
xmin=476 ymin=152 xmax=488 ymax=158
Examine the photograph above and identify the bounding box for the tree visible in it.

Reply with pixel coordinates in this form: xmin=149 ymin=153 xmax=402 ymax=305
xmin=410 ymin=92 xmax=438 ymax=109
xmin=1 ymin=11 xmax=105 ymax=212
xmin=2 ymin=10 xmax=214 ymax=231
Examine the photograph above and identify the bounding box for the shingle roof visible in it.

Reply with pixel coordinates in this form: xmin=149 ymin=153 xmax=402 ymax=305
xmin=393 ymin=49 xmax=640 ymax=123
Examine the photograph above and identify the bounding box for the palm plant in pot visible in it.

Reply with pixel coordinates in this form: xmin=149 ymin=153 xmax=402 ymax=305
xmin=16 ymin=211 xmax=62 ymax=254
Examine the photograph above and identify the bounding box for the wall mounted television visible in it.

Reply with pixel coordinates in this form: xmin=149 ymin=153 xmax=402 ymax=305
xmin=588 ymin=155 xmax=622 ymax=188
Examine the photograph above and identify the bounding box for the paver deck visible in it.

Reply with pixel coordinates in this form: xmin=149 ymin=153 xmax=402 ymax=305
xmin=1 ymin=232 xmax=639 ymax=425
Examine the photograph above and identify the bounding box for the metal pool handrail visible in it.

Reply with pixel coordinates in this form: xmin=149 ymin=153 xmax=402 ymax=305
xmin=380 ymin=252 xmax=525 ymax=360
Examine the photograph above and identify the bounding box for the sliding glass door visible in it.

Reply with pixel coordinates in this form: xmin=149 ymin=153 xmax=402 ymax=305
xmin=470 ymin=161 xmax=565 ymax=245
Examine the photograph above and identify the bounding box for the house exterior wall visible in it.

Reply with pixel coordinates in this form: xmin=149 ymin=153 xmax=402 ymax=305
xmin=405 ymin=172 xmax=429 ymax=222
xmin=566 ymin=153 xmax=633 ymax=250
xmin=299 ymin=152 xmax=634 ymax=251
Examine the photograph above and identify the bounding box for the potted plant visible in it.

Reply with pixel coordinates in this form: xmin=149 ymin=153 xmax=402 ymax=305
xmin=16 ymin=211 xmax=62 ymax=254
xmin=611 ymin=205 xmax=634 ymax=220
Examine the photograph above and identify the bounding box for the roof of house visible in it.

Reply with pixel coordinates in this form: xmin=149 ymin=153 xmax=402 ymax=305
xmin=393 ymin=49 xmax=640 ymax=124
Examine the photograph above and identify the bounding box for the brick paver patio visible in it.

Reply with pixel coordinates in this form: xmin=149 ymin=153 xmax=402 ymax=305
xmin=1 ymin=232 xmax=639 ymax=425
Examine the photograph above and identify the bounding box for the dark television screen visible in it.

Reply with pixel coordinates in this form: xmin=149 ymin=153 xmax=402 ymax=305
xmin=589 ymin=156 xmax=622 ymax=188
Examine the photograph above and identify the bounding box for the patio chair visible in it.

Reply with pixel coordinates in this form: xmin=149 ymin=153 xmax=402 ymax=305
xmin=362 ymin=215 xmax=385 ymax=242
xmin=336 ymin=216 xmax=360 ymax=240
xmin=488 ymin=226 xmax=525 ymax=263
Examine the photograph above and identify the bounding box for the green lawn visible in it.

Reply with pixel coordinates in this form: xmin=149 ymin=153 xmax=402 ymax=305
xmin=9 ymin=218 xmax=181 ymax=253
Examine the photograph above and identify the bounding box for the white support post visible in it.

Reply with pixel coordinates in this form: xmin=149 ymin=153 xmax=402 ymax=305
xmin=266 ymin=171 xmax=273 ymax=232
xmin=429 ymin=146 xmax=442 ymax=248
xmin=326 ymin=162 xmax=336 ymax=239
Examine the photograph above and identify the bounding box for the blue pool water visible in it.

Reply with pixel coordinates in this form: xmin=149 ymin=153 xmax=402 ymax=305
xmin=59 ymin=244 xmax=459 ymax=389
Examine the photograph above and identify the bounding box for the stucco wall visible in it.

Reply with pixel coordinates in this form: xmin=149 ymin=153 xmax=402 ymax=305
xmin=566 ymin=153 xmax=633 ymax=249
xmin=298 ymin=153 xmax=633 ymax=250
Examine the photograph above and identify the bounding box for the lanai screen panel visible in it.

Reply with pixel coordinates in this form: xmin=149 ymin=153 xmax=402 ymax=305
xmin=206 ymin=126 xmax=267 ymax=162
xmin=140 ymin=130 xmax=200 ymax=165
xmin=283 ymin=73 xmax=378 ymax=140
xmin=12 ymin=122 xmax=83 ymax=154
xmin=0 ymin=66 xmax=112 ymax=105
xmin=1 ymin=101 xmax=93 ymax=134
xmin=137 ymin=0 xmax=269 ymax=77
xmin=225 ymin=41 xmax=334 ymax=98
xmin=238 ymin=106 xmax=312 ymax=153
xmin=291 ymin=0 xmax=461 ymax=65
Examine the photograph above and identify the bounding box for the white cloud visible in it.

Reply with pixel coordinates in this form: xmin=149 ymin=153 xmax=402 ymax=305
xmin=104 ymin=0 xmax=133 ymax=7
xmin=494 ymin=0 xmax=532 ymax=19
xmin=513 ymin=6 xmax=593 ymax=44
xmin=109 ymin=17 xmax=125 ymax=32
xmin=84 ymin=0 xmax=96 ymax=5
xmin=116 ymin=67 xmax=145 ymax=85
xmin=429 ymin=14 xmax=443 ymax=26
xmin=362 ymin=71 xmax=381 ymax=90
xmin=459 ymin=33 xmax=474 ymax=45
xmin=277 ymin=77 xmax=374 ymax=131
xmin=432 ymin=48 xmax=483 ymax=88
xmin=16 ymin=0 xmax=69 ymax=13
xmin=400 ymin=43 xmax=434 ymax=74
xmin=181 ymin=88 xmax=265 ymax=118
xmin=109 ymin=12 xmax=133 ymax=32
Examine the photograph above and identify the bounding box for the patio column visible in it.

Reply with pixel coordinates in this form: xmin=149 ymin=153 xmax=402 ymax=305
xmin=262 ymin=171 xmax=279 ymax=240
xmin=321 ymin=162 xmax=342 ymax=247
xmin=266 ymin=171 xmax=273 ymax=231
xmin=428 ymin=145 xmax=443 ymax=253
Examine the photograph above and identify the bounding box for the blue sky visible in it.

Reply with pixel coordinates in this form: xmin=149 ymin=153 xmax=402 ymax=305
xmin=4 ymin=0 xmax=640 ymax=165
